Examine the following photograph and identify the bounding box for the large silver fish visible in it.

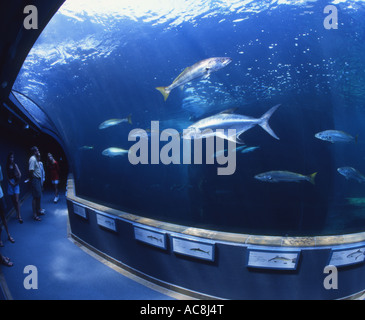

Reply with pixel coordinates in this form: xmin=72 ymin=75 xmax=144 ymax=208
xmin=183 ymin=104 xmax=281 ymax=143
xmin=315 ymin=130 xmax=357 ymax=143
xmin=337 ymin=167 xmax=365 ymax=183
xmin=99 ymin=114 xmax=132 ymax=129
xmin=156 ymin=57 xmax=232 ymax=101
xmin=102 ymin=147 xmax=129 ymax=157
xmin=254 ymin=170 xmax=317 ymax=184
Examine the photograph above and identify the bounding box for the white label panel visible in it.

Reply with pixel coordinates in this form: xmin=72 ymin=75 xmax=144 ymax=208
xmin=96 ymin=213 xmax=117 ymax=232
xmin=134 ymin=226 xmax=167 ymax=249
xmin=73 ymin=203 xmax=87 ymax=219
xmin=247 ymin=249 xmax=300 ymax=270
xmin=329 ymin=246 xmax=365 ymax=267
xmin=172 ymin=237 xmax=215 ymax=261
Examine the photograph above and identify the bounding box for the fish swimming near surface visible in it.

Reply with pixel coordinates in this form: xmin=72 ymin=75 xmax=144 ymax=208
xmin=79 ymin=145 xmax=94 ymax=150
xmin=212 ymin=145 xmax=246 ymax=158
xmin=156 ymin=57 xmax=232 ymax=101
xmin=314 ymin=130 xmax=358 ymax=144
xmin=346 ymin=197 xmax=365 ymax=207
xmin=254 ymin=170 xmax=317 ymax=185
xmin=99 ymin=114 xmax=132 ymax=129
xmin=240 ymin=146 xmax=260 ymax=154
xmin=337 ymin=167 xmax=365 ymax=183
xmin=183 ymin=104 xmax=281 ymax=143
xmin=102 ymin=147 xmax=129 ymax=157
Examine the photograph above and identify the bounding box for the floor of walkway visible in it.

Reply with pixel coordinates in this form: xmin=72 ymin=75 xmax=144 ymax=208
xmin=0 ymin=191 xmax=177 ymax=300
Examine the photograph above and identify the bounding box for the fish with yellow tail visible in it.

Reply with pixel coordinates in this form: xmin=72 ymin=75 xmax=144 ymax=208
xmin=254 ymin=171 xmax=317 ymax=185
xmin=156 ymin=57 xmax=232 ymax=101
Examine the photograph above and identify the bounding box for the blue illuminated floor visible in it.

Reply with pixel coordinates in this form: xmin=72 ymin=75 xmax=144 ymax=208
xmin=0 ymin=191 xmax=175 ymax=300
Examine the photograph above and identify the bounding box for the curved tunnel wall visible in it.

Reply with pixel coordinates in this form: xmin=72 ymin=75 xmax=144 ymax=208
xmin=67 ymin=176 xmax=365 ymax=300
xmin=7 ymin=0 xmax=365 ymax=300
xmin=13 ymin=0 xmax=365 ymax=238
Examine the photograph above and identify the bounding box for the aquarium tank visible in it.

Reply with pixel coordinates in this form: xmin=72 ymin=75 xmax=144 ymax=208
xmin=13 ymin=0 xmax=365 ymax=236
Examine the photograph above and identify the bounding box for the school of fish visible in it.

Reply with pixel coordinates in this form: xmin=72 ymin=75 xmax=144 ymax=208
xmin=83 ymin=56 xmax=363 ymax=191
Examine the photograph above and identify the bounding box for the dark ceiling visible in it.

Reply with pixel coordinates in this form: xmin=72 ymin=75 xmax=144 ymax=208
xmin=0 ymin=0 xmax=65 ymax=103
xmin=0 ymin=0 xmax=65 ymax=141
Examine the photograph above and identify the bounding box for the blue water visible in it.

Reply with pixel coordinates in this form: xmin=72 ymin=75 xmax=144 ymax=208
xmin=13 ymin=0 xmax=365 ymax=236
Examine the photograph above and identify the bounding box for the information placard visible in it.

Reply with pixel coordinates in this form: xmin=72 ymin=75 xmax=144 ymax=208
xmin=172 ymin=236 xmax=215 ymax=261
xmin=247 ymin=249 xmax=300 ymax=270
xmin=96 ymin=213 xmax=117 ymax=232
xmin=134 ymin=226 xmax=167 ymax=250
xmin=328 ymin=246 xmax=365 ymax=267
xmin=73 ymin=203 xmax=87 ymax=219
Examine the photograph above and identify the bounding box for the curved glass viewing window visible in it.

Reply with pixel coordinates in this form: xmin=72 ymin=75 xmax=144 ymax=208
xmin=14 ymin=0 xmax=365 ymax=236
xmin=11 ymin=90 xmax=59 ymax=134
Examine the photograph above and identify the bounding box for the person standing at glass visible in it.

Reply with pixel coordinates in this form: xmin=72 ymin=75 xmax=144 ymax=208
xmin=6 ymin=152 xmax=22 ymax=224
xmin=29 ymin=146 xmax=43 ymax=221
xmin=39 ymin=158 xmax=45 ymax=189
xmin=0 ymin=163 xmax=15 ymax=246
xmin=47 ymin=153 xmax=60 ymax=203
xmin=37 ymin=153 xmax=46 ymax=215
